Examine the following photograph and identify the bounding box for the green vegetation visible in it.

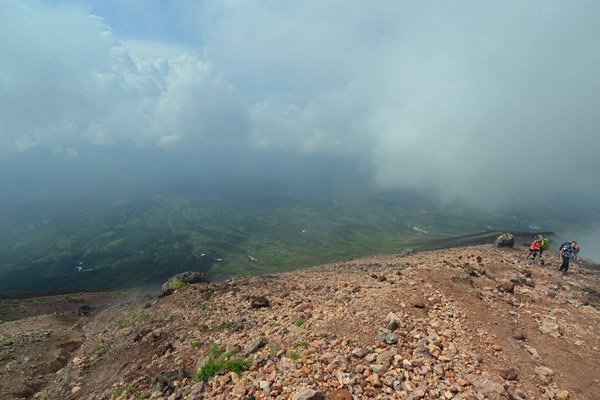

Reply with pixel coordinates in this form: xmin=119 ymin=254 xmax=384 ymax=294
xmin=195 ymin=344 xmax=250 ymax=382
xmin=109 ymin=387 xmax=125 ymax=398
xmin=0 ymin=192 xmax=563 ymax=292
xmin=110 ymin=384 xmax=147 ymax=399
xmin=195 ymin=359 xmax=251 ymax=382
xmin=191 ymin=341 xmax=203 ymax=348
xmin=0 ymin=340 xmax=14 ymax=363
xmin=168 ymin=279 xmax=187 ymax=291
xmin=289 ymin=351 xmax=300 ymax=361
xmin=293 ymin=341 xmax=308 ymax=349
xmin=294 ymin=318 xmax=305 ymax=327
xmin=218 ymin=321 xmax=233 ymax=330
xmin=208 ymin=344 xmax=224 ymax=359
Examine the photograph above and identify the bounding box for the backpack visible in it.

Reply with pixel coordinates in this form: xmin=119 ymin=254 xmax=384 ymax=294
xmin=559 ymin=242 xmax=570 ymax=251
xmin=540 ymin=238 xmax=551 ymax=250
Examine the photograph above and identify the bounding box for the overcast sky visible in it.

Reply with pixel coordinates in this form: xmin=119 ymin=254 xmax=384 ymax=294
xmin=1 ymin=0 xmax=600 ymax=210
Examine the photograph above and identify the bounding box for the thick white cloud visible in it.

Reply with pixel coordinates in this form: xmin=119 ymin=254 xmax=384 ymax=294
xmin=201 ymin=1 xmax=600 ymax=204
xmin=0 ymin=1 xmax=245 ymax=153
xmin=2 ymin=1 xmax=600 ymax=207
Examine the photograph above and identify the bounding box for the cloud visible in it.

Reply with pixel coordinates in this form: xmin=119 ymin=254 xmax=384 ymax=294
xmin=201 ymin=1 xmax=600 ymax=206
xmin=0 ymin=1 xmax=245 ymax=154
xmin=2 ymin=1 xmax=600 ymax=209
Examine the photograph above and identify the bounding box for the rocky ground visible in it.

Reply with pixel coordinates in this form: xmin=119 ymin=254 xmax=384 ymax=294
xmin=1 ymin=244 xmax=599 ymax=400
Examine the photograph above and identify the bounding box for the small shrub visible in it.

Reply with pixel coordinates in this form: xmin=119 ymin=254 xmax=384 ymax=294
xmin=195 ymin=359 xmax=251 ymax=382
xmin=191 ymin=341 xmax=203 ymax=348
xmin=196 ymin=302 xmax=209 ymax=311
xmin=293 ymin=341 xmax=308 ymax=349
xmin=168 ymin=279 xmax=187 ymax=291
xmin=289 ymin=351 xmax=300 ymax=361
xmin=294 ymin=319 xmax=305 ymax=327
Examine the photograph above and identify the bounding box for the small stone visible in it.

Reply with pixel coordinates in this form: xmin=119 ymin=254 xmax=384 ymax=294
xmin=539 ymin=318 xmax=563 ymax=337
xmin=259 ymin=381 xmax=270 ymax=394
xmin=385 ymin=333 xmax=398 ymax=345
xmin=512 ymin=330 xmax=526 ymax=341
xmin=243 ymin=336 xmax=267 ymax=356
xmin=385 ymin=312 xmax=401 ymax=331
xmin=491 ymin=344 xmax=502 ymax=352
xmin=292 ymin=388 xmax=325 ymax=400
xmin=351 ymin=347 xmax=367 ymax=358
xmin=534 ymin=366 xmax=554 ymax=382
xmin=524 ymin=345 xmax=541 ymax=360
xmin=367 ymin=373 xmax=382 ymax=387
xmin=496 ymin=280 xmax=515 ymax=293
xmin=249 ymin=296 xmax=270 ymax=309
xmin=500 ymin=368 xmax=518 ymax=381
xmin=412 ymin=301 xmax=426 ymax=309
xmin=294 ymin=303 xmax=313 ymax=312
xmin=556 ymin=390 xmax=569 ymax=400
xmin=232 ymin=381 xmax=248 ymax=396
xmin=71 ymin=386 xmax=81 ymax=395
xmin=331 ymin=389 xmax=352 ymax=400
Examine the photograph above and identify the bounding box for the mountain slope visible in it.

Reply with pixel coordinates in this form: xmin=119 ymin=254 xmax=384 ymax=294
xmin=1 ymin=245 xmax=599 ymax=399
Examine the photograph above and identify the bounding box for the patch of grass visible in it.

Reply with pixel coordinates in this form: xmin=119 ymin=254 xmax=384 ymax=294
xmin=110 ymin=387 xmax=125 ymax=398
xmin=208 ymin=344 xmax=224 ymax=359
xmin=293 ymin=341 xmax=308 ymax=349
xmin=191 ymin=341 xmax=203 ymax=348
xmin=126 ymin=385 xmax=137 ymax=394
xmin=115 ymin=318 xmax=126 ymax=326
xmin=0 ymin=351 xmax=13 ymax=362
xmin=218 ymin=321 xmax=233 ymax=330
xmin=195 ymin=359 xmax=251 ymax=382
xmin=196 ymin=302 xmax=209 ymax=311
xmin=289 ymin=351 xmax=300 ymax=361
xmin=168 ymin=279 xmax=187 ymax=291
xmin=294 ymin=318 xmax=305 ymax=327
xmin=91 ymin=344 xmax=103 ymax=354
xmin=195 ymin=343 xmax=250 ymax=382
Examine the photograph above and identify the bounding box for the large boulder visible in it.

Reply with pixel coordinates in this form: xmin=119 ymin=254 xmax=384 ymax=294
xmin=160 ymin=272 xmax=209 ymax=296
xmin=495 ymin=232 xmax=514 ymax=248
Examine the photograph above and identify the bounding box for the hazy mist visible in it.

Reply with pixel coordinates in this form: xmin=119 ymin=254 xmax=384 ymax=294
xmin=1 ymin=1 xmax=599 ymax=259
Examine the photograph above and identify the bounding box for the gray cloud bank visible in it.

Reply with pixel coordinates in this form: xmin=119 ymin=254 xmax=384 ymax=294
xmin=1 ymin=1 xmax=600 ymax=210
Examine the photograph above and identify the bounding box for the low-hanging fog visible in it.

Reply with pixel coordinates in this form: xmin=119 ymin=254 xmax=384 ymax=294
xmin=1 ymin=1 xmax=599 ymax=259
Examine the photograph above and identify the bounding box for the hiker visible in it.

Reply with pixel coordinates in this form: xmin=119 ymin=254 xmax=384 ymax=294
xmin=540 ymin=235 xmax=551 ymax=265
xmin=528 ymin=234 xmax=545 ymax=265
xmin=495 ymin=232 xmax=514 ymax=248
xmin=559 ymin=241 xmax=579 ymax=274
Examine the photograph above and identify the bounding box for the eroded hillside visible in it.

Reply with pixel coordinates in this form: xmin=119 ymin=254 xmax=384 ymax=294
xmin=1 ymin=245 xmax=599 ymax=399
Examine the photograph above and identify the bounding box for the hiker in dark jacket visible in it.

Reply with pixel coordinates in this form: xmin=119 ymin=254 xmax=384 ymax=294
xmin=559 ymin=241 xmax=579 ymax=273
